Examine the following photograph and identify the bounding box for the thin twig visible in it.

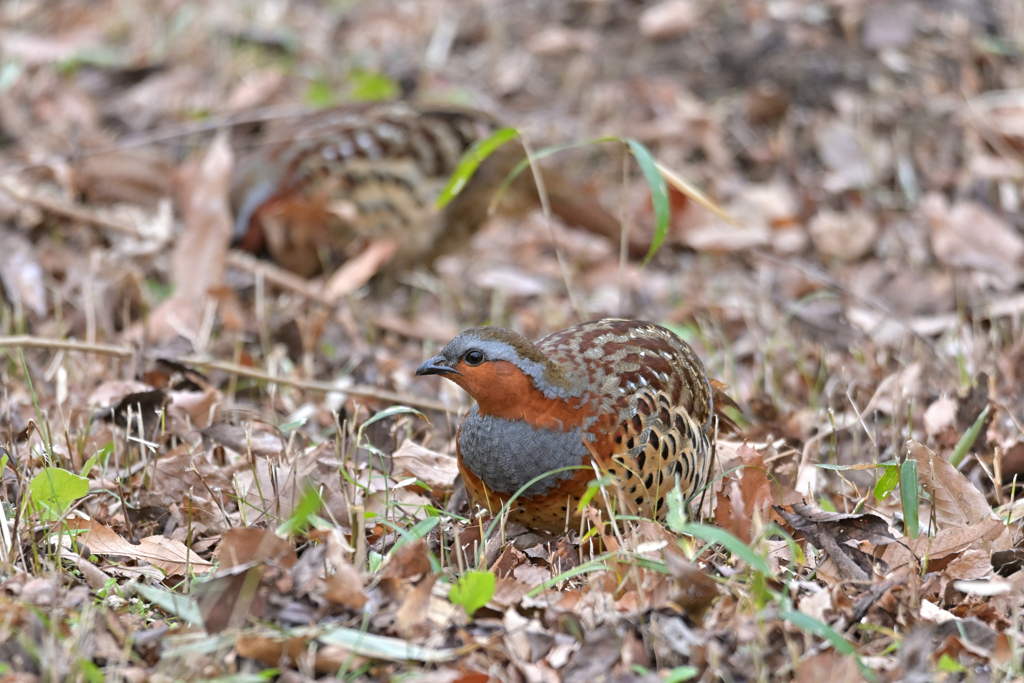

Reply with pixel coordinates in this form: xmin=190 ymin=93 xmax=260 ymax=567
xmin=521 ymin=138 xmax=586 ymax=322
xmin=0 ymin=336 xmax=134 ymax=357
xmin=0 ymin=176 xmax=139 ymax=236
xmin=0 ymin=104 xmax=317 ymax=176
xmin=178 ymin=355 xmax=455 ymax=413
xmin=618 ymin=142 xmax=630 ymax=316
xmin=0 ymin=335 xmax=456 ymax=413
xmin=1 ymin=174 xmax=359 ymax=307
xmin=226 ymin=251 xmax=335 ymax=305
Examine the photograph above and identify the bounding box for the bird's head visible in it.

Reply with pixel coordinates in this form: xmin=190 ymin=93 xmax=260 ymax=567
xmin=416 ymin=327 xmax=571 ymax=417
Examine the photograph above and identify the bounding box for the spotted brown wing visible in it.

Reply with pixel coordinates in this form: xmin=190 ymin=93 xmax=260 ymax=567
xmin=538 ymin=319 xmax=717 ymax=520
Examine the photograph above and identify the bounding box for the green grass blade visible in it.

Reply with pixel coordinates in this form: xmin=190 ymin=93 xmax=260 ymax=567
xmin=360 ymin=405 xmax=426 ymax=429
xmin=780 ymin=610 xmax=875 ymax=683
xmin=526 ymin=559 xmax=613 ymax=597
xmin=487 ymin=135 xmax=622 ymax=214
xmin=626 ymin=139 xmax=669 ymax=265
xmin=679 ymin=523 xmax=772 ymax=576
xmin=387 ymin=516 xmax=440 ymax=551
xmin=900 ymin=459 xmax=919 ymax=539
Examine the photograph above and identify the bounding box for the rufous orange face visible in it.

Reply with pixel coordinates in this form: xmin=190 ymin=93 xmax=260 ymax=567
xmin=447 ymin=360 xmax=528 ymax=414
xmin=451 ymin=360 xmax=582 ymax=431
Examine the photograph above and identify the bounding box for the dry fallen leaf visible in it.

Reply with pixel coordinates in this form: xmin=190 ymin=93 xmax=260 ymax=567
xmin=235 ymin=630 xmax=367 ymax=674
xmin=714 ymin=445 xmax=772 ymax=543
xmin=490 ymin=577 xmax=532 ymax=609
xmin=382 ymin=539 xmax=431 ymax=581
xmin=66 ymin=518 xmax=213 ymax=575
xmin=214 ymin=527 xmax=298 ymax=569
xmin=663 ymin=551 xmax=719 ymax=619
xmin=814 ymin=119 xmax=879 ymax=192
xmin=923 ymin=397 xmax=957 ymax=438
xmin=0 ymin=229 xmax=47 ymax=317
xmin=512 ymin=563 xmax=551 ymax=588
xmin=526 ymin=26 xmax=597 ymax=55
xmin=808 ymin=208 xmax=879 ymax=261
xmin=168 ymin=385 xmax=222 ymax=429
xmin=905 ymin=440 xmax=994 ymax=527
xmin=923 ymin=194 xmax=1024 ymax=289
xmin=882 ymin=516 xmax=1008 ymax=571
xmin=490 ymin=542 xmax=527 ymax=579
xmin=325 ymin=560 xmax=369 ymax=610
xmin=324 ymin=529 xmax=368 ymax=610
xmin=394 ymin=573 xmax=440 ymax=639
xmin=943 ymin=548 xmax=993 ymax=582
xmin=638 ymin=0 xmax=699 ymax=40
xmin=390 ymin=440 xmax=460 ymax=493
xmin=146 ymin=131 xmax=234 ymax=342
xmin=777 ymin=502 xmax=895 ymax=581
xmin=324 ymin=238 xmax=398 ymax=301
xmin=793 ymin=651 xmax=865 ymax=683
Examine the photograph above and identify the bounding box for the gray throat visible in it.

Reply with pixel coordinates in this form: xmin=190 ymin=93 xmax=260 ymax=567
xmin=458 ymin=406 xmax=588 ymax=498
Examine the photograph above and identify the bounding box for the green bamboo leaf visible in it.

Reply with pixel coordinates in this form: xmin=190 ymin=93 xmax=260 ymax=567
xmin=82 ymin=443 xmax=112 ymax=477
xmin=818 ymin=460 xmax=897 ymax=471
xmin=874 ymin=464 xmax=899 ymax=502
xmin=900 ymin=459 xmax=919 ymax=539
xmin=278 ymin=418 xmax=306 ymax=432
xmin=305 ymin=80 xmax=337 ymax=108
xmin=948 ymin=405 xmax=990 ymax=468
xmin=626 ymin=139 xmax=669 ymax=265
xmin=134 ymin=584 xmax=204 ymax=626
xmin=316 ymin=624 xmax=459 ymax=662
xmin=937 ymin=653 xmax=966 ymax=672
xmin=437 ymin=128 xmax=519 ymax=208
xmin=664 ymin=666 xmax=700 ymax=682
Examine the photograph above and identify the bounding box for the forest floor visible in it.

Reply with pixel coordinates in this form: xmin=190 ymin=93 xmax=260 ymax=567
xmin=1 ymin=0 xmax=1023 ymax=681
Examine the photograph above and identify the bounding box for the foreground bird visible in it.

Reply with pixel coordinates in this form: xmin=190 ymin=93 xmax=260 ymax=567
xmin=231 ymin=102 xmax=625 ymax=280
xmin=416 ymin=319 xmax=735 ymax=533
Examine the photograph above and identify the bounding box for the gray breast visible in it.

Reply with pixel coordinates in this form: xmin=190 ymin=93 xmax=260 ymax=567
xmin=458 ymin=406 xmax=589 ymax=498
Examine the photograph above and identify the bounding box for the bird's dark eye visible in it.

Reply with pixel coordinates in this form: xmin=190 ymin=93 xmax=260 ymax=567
xmin=464 ymin=350 xmax=485 ymax=366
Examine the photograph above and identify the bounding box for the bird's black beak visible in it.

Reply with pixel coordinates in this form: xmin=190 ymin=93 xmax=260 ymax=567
xmin=415 ymin=355 xmax=459 ymax=377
